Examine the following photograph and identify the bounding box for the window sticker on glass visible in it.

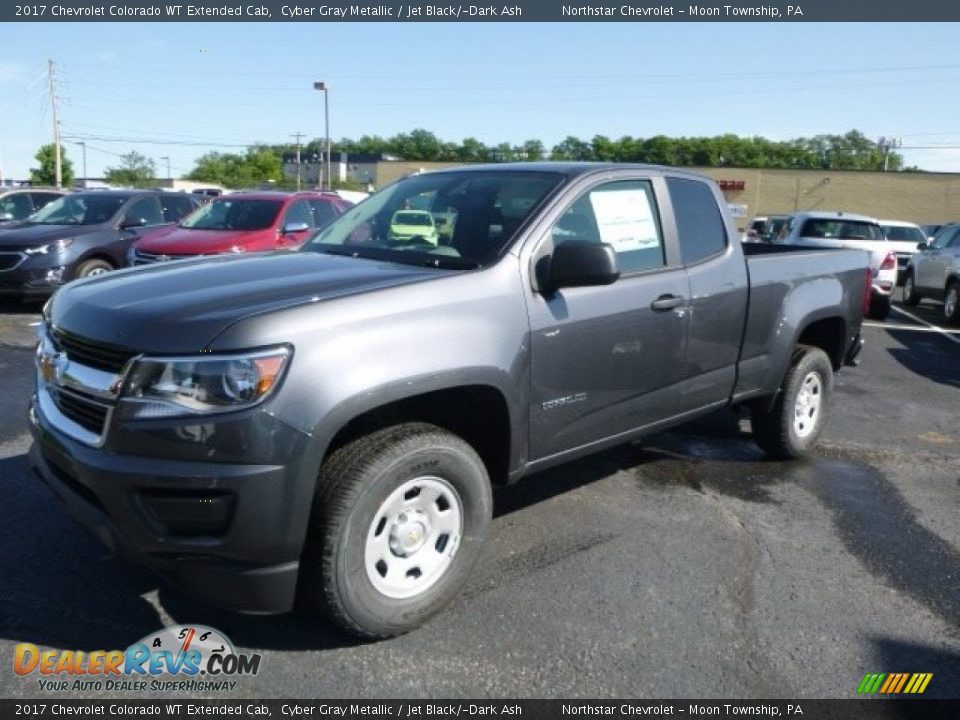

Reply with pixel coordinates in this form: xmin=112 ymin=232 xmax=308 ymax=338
xmin=588 ymin=189 xmax=659 ymax=252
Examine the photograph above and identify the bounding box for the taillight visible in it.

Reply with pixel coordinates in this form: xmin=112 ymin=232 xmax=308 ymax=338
xmin=880 ymin=251 xmax=896 ymax=270
xmin=862 ymin=267 xmax=872 ymax=316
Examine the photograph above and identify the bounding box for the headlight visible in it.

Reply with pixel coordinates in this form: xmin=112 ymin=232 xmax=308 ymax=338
xmin=25 ymin=238 xmax=73 ymax=255
xmin=117 ymin=346 xmax=291 ymax=419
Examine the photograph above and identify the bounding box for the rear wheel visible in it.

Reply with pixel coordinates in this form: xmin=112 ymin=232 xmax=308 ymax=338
xmin=299 ymin=423 xmax=492 ymax=638
xmin=751 ymin=345 xmax=833 ymax=460
xmin=902 ymin=272 xmax=921 ymax=307
xmin=945 ymin=281 xmax=960 ymax=325
xmin=868 ymin=295 xmax=891 ymax=321
xmin=75 ymin=258 xmax=113 ymax=278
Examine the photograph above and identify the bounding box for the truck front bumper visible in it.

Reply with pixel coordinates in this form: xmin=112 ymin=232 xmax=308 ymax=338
xmin=28 ymin=394 xmax=314 ymax=614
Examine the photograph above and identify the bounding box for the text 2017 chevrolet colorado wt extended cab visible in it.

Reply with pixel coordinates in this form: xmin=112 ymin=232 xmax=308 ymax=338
xmin=29 ymin=164 xmax=870 ymax=638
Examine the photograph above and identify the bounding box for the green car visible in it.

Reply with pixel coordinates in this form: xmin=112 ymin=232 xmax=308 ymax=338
xmin=388 ymin=210 xmax=439 ymax=245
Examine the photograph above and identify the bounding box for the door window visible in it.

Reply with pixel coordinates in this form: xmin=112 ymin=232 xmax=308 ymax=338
xmin=667 ymin=177 xmax=728 ymax=264
xmin=124 ymin=196 xmax=163 ymax=226
xmin=161 ymin=194 xmax=199 ymax=223
xmin=310 ymin=199 xmax=340 ymax=228
xmin=283 ymin=200 xmax=314 ymax=229
xmin=550 ymin=180 xmax=665 ymax=274
xmin=0 ymin=193 xmax=33 ymax=220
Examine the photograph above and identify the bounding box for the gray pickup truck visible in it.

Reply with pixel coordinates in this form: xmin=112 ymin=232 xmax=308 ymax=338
xmin=29 ymin=164 xmax=869 ymax=638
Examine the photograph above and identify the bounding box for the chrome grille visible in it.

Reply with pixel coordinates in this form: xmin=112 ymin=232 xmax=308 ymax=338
xmin=133 ymin=249 xmax=195 ymax=265
xmin=49 ymin=386 xmax=110 ymax=435
xmin=52 ymin=328 xmax=135 ymax=374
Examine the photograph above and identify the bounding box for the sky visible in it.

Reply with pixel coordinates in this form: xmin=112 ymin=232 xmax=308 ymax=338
xmin=2 ymin=21 xmax=960 ymax=181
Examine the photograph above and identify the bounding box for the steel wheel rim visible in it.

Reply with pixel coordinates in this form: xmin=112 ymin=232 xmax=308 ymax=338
xmin=85 ymin=266 xmax=109 ymax=277
xmin=364 ymin=475 xmax=463 ymax=599
xmin=946 ymin=287 xmax=958 ymax=318
xmin=793 ymin=371 xmax=823 ymax=439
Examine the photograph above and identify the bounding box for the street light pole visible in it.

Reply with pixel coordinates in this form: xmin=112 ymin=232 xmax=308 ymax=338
xmin=313 ymin=81 xmax=330 ymax=190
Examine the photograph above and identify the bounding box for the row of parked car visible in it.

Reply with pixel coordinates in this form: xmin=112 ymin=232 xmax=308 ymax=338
xmin=0 ymin=188 xmax=354 ymax=297
xmin=744 ymin=212 xmax=960 ymax=324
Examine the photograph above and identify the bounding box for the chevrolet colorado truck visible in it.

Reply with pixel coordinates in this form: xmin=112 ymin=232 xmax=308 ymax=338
xmin=29 ymin=164 xmax=869 ymax=638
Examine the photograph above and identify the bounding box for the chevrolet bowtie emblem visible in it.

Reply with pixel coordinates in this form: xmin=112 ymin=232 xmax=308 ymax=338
xmin=39 ymin=349 xmax=67 ymax=385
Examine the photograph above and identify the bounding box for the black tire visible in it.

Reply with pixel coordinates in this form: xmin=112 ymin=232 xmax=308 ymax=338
xmin=299 ymin=423 xmax=492 ymax=638
xmin=75 ymin=258 xmax=113 ymax=278
xmin=945 ymin=281 xmax=960 ymax=325
xmin=902 ymin=272 xmax=921 ymax=307
xmin=868 ymin=295 xmax=891 ymax=321
xmin=751 ymin=345 xmax=833 ymax=460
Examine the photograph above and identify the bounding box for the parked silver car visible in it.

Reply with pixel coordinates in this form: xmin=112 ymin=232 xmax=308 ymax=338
xmin=903 ymin=223 xmax=960 ymax=324
xmin=776 ymin=211 xmax=898 ymax=320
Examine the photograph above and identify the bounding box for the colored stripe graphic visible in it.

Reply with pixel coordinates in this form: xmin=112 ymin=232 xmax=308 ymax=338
xmin=857 ymin=672 xmax=932 ymax=694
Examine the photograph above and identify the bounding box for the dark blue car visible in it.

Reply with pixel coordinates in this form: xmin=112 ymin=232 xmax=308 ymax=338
xmin=0 ymin=190 xmax=201 ymax=297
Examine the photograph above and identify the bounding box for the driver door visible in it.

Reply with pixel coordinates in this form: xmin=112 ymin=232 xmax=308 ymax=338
xmin=526 ymin=177 xmax=690 ymax=461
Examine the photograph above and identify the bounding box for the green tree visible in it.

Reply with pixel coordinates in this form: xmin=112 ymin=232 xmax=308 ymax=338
xmin=551 ymin=136 xmax=593 ymax=161
xmin=519 ymin=139 xmax=545 ymax=161
xmin=188 ymin=147 xmax=282 ymax=189
xmin=104 ymin=151 xmax=157 ymax=187
xmin=29 ymin=144 xmax=74 ymax=187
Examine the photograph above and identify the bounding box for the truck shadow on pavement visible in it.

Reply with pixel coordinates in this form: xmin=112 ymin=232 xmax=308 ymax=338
xmin=885 ymin=327 xmax=960 ymax=390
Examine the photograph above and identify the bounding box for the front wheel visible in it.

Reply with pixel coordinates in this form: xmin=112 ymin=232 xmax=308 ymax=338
xmin=751 ymin=345 xmax=833 ymax=460
xmin=902 ymin=272 xmax=921 ymax=307
xmin=299 ymin=423 xmax=492 ymax=638
xmin=75 ymin=258 xmax=114 ymax=278
xmin=945 ymin=281 xmax=960 ymax=325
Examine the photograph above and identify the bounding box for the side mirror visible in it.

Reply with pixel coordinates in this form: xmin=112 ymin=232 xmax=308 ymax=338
xmin=544 ymin=241 xmax=620 ymax=291
xmin=120 ymin=217 xmax=147 ymax=229
xmin=0 ymin=212 xmax=13 ymax=221
xmin=917 ymin=242 xmax=928 ymax=251
xmin=281 ymin=222 xmax=310 ymax=235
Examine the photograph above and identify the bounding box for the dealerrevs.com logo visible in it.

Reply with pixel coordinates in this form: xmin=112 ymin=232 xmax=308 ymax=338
xmin=14 ymin=625 xmax=262 ymax=692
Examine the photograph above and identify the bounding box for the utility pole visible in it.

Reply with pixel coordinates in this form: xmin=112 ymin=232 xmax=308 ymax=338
xmin=160 ymin=156 xmax=171 ymax=183
xmin=878 ymin=136 xmax=902 ymax=172
xmin=77 ymin=141 xmax=87 ymax=185
xmin=290 ymin=132 xmax=304 ymax=190
xmin=48 ymin=59 xmax=62 ymax=188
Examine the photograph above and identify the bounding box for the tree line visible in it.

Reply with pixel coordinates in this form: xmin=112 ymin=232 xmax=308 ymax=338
xmin=28 ymin=129 xmax=909 ymax=189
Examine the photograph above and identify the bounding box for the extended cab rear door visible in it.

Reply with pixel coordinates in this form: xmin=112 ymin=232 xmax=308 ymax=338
xmin=663 ymin=176 xmax=749 ymax=412
xmin=525 ymin=173 xmax=691 ymax=462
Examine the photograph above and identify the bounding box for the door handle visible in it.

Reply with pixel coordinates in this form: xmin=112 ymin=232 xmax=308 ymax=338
xmin=651 ymin=294 xmax=685 ymax=311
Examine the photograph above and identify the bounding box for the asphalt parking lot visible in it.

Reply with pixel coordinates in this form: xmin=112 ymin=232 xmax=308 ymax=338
xmin=0 ymin=293 xmax=957 ymax=699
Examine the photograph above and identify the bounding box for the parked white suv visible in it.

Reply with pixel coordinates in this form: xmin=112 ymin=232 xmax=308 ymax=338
xmin=879 ymin=219 xmax=927 ymax=285
xmin=777 ymin=211 xmax=898 ymax=320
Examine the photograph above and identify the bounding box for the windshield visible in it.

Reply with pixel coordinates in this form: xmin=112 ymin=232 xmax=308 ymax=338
xmin=800 ymin=219 xmax=885 ymax=241
xmin=881 ymin=225 xmax=926 ymax=244
xmin=303 ymin=170 xmax=563 ymax=268
xmin=29 ymin=194 xmax=127 ymax=226
xmin=180 ymin=198 xmax=283 ymax=231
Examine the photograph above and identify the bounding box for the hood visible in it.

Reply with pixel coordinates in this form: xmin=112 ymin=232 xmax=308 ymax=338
xmin=0 ymin=223 xmax=98 ymax=248
xmin=136 ymin=225 xmax=270 ymax=253
xmin=49 ymin=251 xmax=446 ymax=353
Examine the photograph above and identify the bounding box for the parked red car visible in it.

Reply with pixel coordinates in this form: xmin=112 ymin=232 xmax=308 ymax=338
xmin=129 ymin=191 xmax=352 ymax=265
